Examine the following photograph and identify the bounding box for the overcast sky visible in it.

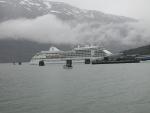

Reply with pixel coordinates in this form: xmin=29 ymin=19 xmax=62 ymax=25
xmin=51 ymin=0 xmax=150 ymax=22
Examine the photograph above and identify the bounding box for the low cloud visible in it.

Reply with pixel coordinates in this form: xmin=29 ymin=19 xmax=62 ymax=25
xmin=0 ymin=14 xmax=150 ymax=51
xmin=0 ymin=14 xmax=77 ymax=43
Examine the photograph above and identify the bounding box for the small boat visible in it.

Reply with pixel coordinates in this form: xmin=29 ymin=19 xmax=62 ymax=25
xmin=18 ymin=62 xmax=22 ymax=65
xmin=85 ymin=59 xmax=91 ymax=64
xmin=63 ymin=60 xmax=73 ymax=69
xmin=63 ymin=65 xmax=73 ymax=69
xmin=39 ymin=60 xmax=45 ymax=66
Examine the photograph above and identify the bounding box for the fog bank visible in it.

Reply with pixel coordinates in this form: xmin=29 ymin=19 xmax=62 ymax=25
xmin=0 ymin=14 xmax=150 ymax=50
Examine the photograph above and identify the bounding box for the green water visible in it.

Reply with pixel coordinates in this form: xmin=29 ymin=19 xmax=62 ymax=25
xmin=0 ymin=63 xmax=150 ymax=113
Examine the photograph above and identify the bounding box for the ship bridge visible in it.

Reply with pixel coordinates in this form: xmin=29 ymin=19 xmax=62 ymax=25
xmin=41 ymin=47 xmax=63 ymax=54
xmin=49 ymin=47 xmax=60 ymax=52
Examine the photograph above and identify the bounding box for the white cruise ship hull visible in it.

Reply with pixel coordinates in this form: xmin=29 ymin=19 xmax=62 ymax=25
xmin=30 ymin=57 xmax=103 ymax=65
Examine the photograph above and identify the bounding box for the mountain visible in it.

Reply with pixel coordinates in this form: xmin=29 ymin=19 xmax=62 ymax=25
xmin=0 ymin=0 xmax=149 ymax=63
xmin=0 ymin=0 xmax=135 ymax=23
xmin=123 ymin=45 xmax=150 ymax=55
xmin=0 ymin=39 xmax=73 ymax=63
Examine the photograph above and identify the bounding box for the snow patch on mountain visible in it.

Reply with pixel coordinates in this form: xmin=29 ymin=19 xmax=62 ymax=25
xmin=65 ymin=12 xmax=73 ymax=15
xmin=43 ymin=1 xmax=51 ymax=9
xmin=50 ymin=10 xmax=61 ymax=13
xmin=20 ymin=0 xmax=41 ymax=6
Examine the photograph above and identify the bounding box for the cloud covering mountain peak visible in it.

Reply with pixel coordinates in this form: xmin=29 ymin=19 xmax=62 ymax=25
xmin=0 ymin=0 xmax=150 ymax=51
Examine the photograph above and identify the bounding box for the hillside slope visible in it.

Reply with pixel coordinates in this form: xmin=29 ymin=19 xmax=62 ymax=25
xmin=0 ymin=39 xmax=72 ymax=63
xmin=123 ymin=45 xmax=150 ymax=55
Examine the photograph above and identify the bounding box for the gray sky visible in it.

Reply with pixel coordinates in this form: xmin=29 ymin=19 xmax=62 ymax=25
xmin=51 ymin=0 xmax=150 ymax=21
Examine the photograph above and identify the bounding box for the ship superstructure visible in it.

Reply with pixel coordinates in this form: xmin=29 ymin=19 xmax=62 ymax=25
xmin=30 ymin=45 xmax=112 ymax=64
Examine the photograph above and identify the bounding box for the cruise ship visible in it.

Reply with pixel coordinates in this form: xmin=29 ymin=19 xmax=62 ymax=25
xmin=30 ymin=45 xmax=112 ymax=64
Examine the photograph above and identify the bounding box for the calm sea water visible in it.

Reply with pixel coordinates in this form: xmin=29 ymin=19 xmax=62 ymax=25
xmin=0 ymin=62 xmax=150 ymax=113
